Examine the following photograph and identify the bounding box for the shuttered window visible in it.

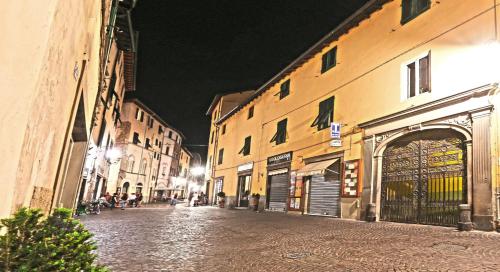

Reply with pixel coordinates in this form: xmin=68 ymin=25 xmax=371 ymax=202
xmin=406 ymin=53 xmax=431 ymax=98
xmin=218 ymin=148 xmax=224 ymax=165
xmin=321 ymin=46 xmax=337 ymax=73
xmin=133 ymin=132 xmax=141 ymax=144
xmin=270 ymin=119 xmax=287 ymax=145
xmin=280 ymin=80 xmax=290 ymax=99
xmin=401 ymin=0 xmax=430 ymax=24
xmin=248 ymin=106 xmax=254 ymax=119
xmin=239 ymin=136 xmax=251 ymax=156
xmin=311 ymin=97 xmax=334 ymax=130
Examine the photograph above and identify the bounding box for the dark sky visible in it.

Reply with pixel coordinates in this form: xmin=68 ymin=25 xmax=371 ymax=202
xmin=132 ymin=0 xmax=369 ymax=162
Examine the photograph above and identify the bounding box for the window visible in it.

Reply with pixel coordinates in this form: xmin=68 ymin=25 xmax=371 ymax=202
xmin=159 ymin=141 xmax=162 ymax=148
xmin=127 ymin=155 xmax=135 ymax=172
xmin=166 ymin=146 xmax=170 ymax=156
xmin=401 ymin=0 xmax=430 ymax=24
xmin=321 ymin=46 xmax=337 ymax=73
xmin=133 ymin=132 xmax=141 ymax=144
xmin=270 ymin=119 xmax=287 ymax=145
xmin=405 ymin=53 xmax=430 ymax=99
xmin=248 ymin=106 xmax=254 ymax=119
xmin=148 ymin=116 xmax=154 ymax=128
xmin=168 ymin=131 xmax=173 ymax=139
xmin=158 ymin=125 xmax=163 ymax=134
xmin=145 ymin=138 xmax=151 ymax=149
xmin=97 ymin=120 xmax=106 ymax=147
xmin=210 ymin=131 xmax=214 ymax=144
xmin=140 ymin=159 xmax=147 ymax=174
xmin=239 ymin=136 xmax=251 ymax=156
xmin=135 ymin=108 xmax=144 ymax=122
xmin=155 ymin=139 xmax=158 ymax=146
xmin=222 ymin=124 xmax=226 ymax=135
xmin=311 ymin=96 xmax=334 ymax=130
xmin=280 ymin=79 xmax=290 ymax=99
xmin=218 ymin=148 xmax=224 ymax=165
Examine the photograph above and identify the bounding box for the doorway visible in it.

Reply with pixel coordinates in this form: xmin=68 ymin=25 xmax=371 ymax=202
xmin=236 ymin=175 xmax=251 ymax=207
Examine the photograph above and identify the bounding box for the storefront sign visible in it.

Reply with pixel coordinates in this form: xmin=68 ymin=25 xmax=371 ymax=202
xmin=331 ymin=123 xmax=341 ymax=138
xmin=267 ymin=151 xmax=293 ymax=165
xmin=330 ymin=139 xmax=342 ymax=147
xmin=237 ymin=162 xmax=254 ymax=172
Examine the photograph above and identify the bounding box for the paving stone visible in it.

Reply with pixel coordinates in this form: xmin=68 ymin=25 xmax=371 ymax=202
xmin=81 ymin=205 xmax=500 ymax=272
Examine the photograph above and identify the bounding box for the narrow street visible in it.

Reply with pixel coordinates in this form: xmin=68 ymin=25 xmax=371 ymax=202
xmin=82 ymin=206 xmax=500 ymax=272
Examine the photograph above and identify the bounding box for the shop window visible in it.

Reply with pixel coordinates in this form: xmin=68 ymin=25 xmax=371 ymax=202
xmin=311 ymin=96 xmax=334 ymax=130
xmin=239 ymin=136 xmax=251 ymax=156
xmin=401 ymin=0 xmax=430 ymax=24
xmin=248 ymin=106 xmax=254 ymax=119
xmin=270 ymin=119 xmax=287 ymax=145
xmin=218 ymin=148 xmax=224 ymax=165
xmin=133 ymin=132 xmax=141 ymax=145
xmin=404 ymin=53 xmax=430 ymax=99
xmin=279 ymin=79 xmax=290 ymax=99
xmin=321 ymin=46 xmax=337 ymax=73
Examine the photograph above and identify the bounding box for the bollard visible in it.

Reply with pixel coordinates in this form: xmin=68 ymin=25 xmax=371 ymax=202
xmin=457 ymin=204 xmax=473 ymax=231
xmin=365 ymin=203 xmax=376 ymax=222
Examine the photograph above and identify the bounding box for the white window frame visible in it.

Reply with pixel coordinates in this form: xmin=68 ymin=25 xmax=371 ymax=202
xmin=400 ymin=51 xmax=431 ymax=101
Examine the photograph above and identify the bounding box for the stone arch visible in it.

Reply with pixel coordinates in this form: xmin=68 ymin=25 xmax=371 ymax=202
xmin=371 ymin=123 xmax=473 ymax=223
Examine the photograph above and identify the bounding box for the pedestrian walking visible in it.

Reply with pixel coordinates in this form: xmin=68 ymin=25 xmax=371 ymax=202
xmin=120 ymin=193 xmax=128 ymax=210
xmin=110 ymin=193 xmax=118 ymax=210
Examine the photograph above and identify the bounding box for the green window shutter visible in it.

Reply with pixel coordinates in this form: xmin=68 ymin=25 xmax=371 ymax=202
xmin=401 ymin=0 xmax=412 ymax=23
xmin=321 ymin=53 xmax=328 ymax=73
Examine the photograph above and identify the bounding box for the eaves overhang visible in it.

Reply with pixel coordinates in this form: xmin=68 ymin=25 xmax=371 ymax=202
xmin=216 ymin=0 xmax=392 ymax=124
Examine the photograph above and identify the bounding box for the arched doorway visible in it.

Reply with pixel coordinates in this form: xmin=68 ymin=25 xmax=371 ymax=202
xmin=122 ymin=182 xmax=130 ymax=194
xmin=380 ymin=129 xmax=467 ymax=226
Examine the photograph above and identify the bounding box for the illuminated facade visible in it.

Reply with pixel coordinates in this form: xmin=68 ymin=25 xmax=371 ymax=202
xmin=206 ymin=0 xmax=500 ymax=230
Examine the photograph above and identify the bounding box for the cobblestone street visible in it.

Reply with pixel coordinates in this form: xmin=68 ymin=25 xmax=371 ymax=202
xmin=81 ymin=205 xmax=500 ymax=272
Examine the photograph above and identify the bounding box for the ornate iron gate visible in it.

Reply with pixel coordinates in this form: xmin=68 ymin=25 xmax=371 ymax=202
xmin=381 ymin=130 xmax=466 ymax=226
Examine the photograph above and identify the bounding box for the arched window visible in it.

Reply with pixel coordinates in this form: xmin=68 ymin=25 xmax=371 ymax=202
xmin=127 ymin=155 xmax=135 ymax=172
xmin=140 ymin=159 xmax=147 ymax=174
xmin=136 ymin=183 xmax=143 ymax=193
xmin=122 ymin=182 xmax=130 ymax=193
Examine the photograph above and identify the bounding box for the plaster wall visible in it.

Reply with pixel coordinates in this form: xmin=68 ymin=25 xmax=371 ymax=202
xmin=208 ymin=0 xmax=500 ymax=218
xmin=0 ymin=0 xmax=104 ymax=217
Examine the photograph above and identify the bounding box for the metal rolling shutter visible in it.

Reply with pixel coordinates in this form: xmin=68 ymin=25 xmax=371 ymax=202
xmin=309 ymin=175 xmax=340 ymax=217
xmin=268 ymin=173 xmax=288 ymax=211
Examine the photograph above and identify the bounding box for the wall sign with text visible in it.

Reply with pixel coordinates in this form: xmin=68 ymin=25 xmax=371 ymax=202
xmin=342 ymin=160 xmax=361 ymax=198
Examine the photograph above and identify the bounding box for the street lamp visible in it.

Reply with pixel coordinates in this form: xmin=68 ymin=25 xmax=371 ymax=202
xmin=190 ymin=166 xmax=205 ymax=176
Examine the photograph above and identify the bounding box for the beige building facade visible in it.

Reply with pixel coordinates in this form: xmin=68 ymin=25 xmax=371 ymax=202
xmin=0 ymin=0 xmax=124 ymax=218
xmin=113 ymin=99 xmax=188 ymax=202
xmin=207 ymin=0 xmax=500 ymax=230
xmin=156 ymin=124 xmax=185 ymax=199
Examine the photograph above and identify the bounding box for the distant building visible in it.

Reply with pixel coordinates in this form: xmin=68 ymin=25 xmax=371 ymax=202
xmin=112 ymin=99 xmax=187 ymax=202
xmin=156 ymin=123 xmax=185 ymax=200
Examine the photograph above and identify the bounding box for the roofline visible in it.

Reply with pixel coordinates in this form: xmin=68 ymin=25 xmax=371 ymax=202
xmin=181 ymin=146 xmax=193 ymax=157
xmin=124 ymin=98 xmax=187 ymax=139
xmin=205 ymin=89 xmax=256 ymax=116
xmin=216 ymin=0 xmax=391 ymax=124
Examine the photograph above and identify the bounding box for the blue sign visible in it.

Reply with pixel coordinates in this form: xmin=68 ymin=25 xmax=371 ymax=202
xmin=331 ymin=123 xmax=341 ymax=139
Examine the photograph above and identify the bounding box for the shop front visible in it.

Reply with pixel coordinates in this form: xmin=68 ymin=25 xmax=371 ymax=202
xmin=236 ymin=162 xmax=253 ymax=207
xmin=212 ymin=177 xmax=224 ymax=205
xmin=297 ymin=155 xmax=343 ymax=217
xmin=266 ymin=152 xmax=292 ymax=212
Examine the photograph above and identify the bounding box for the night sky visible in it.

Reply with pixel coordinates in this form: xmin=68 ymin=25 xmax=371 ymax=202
xmin=132 ymin=0 xmax=369 ymax=162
